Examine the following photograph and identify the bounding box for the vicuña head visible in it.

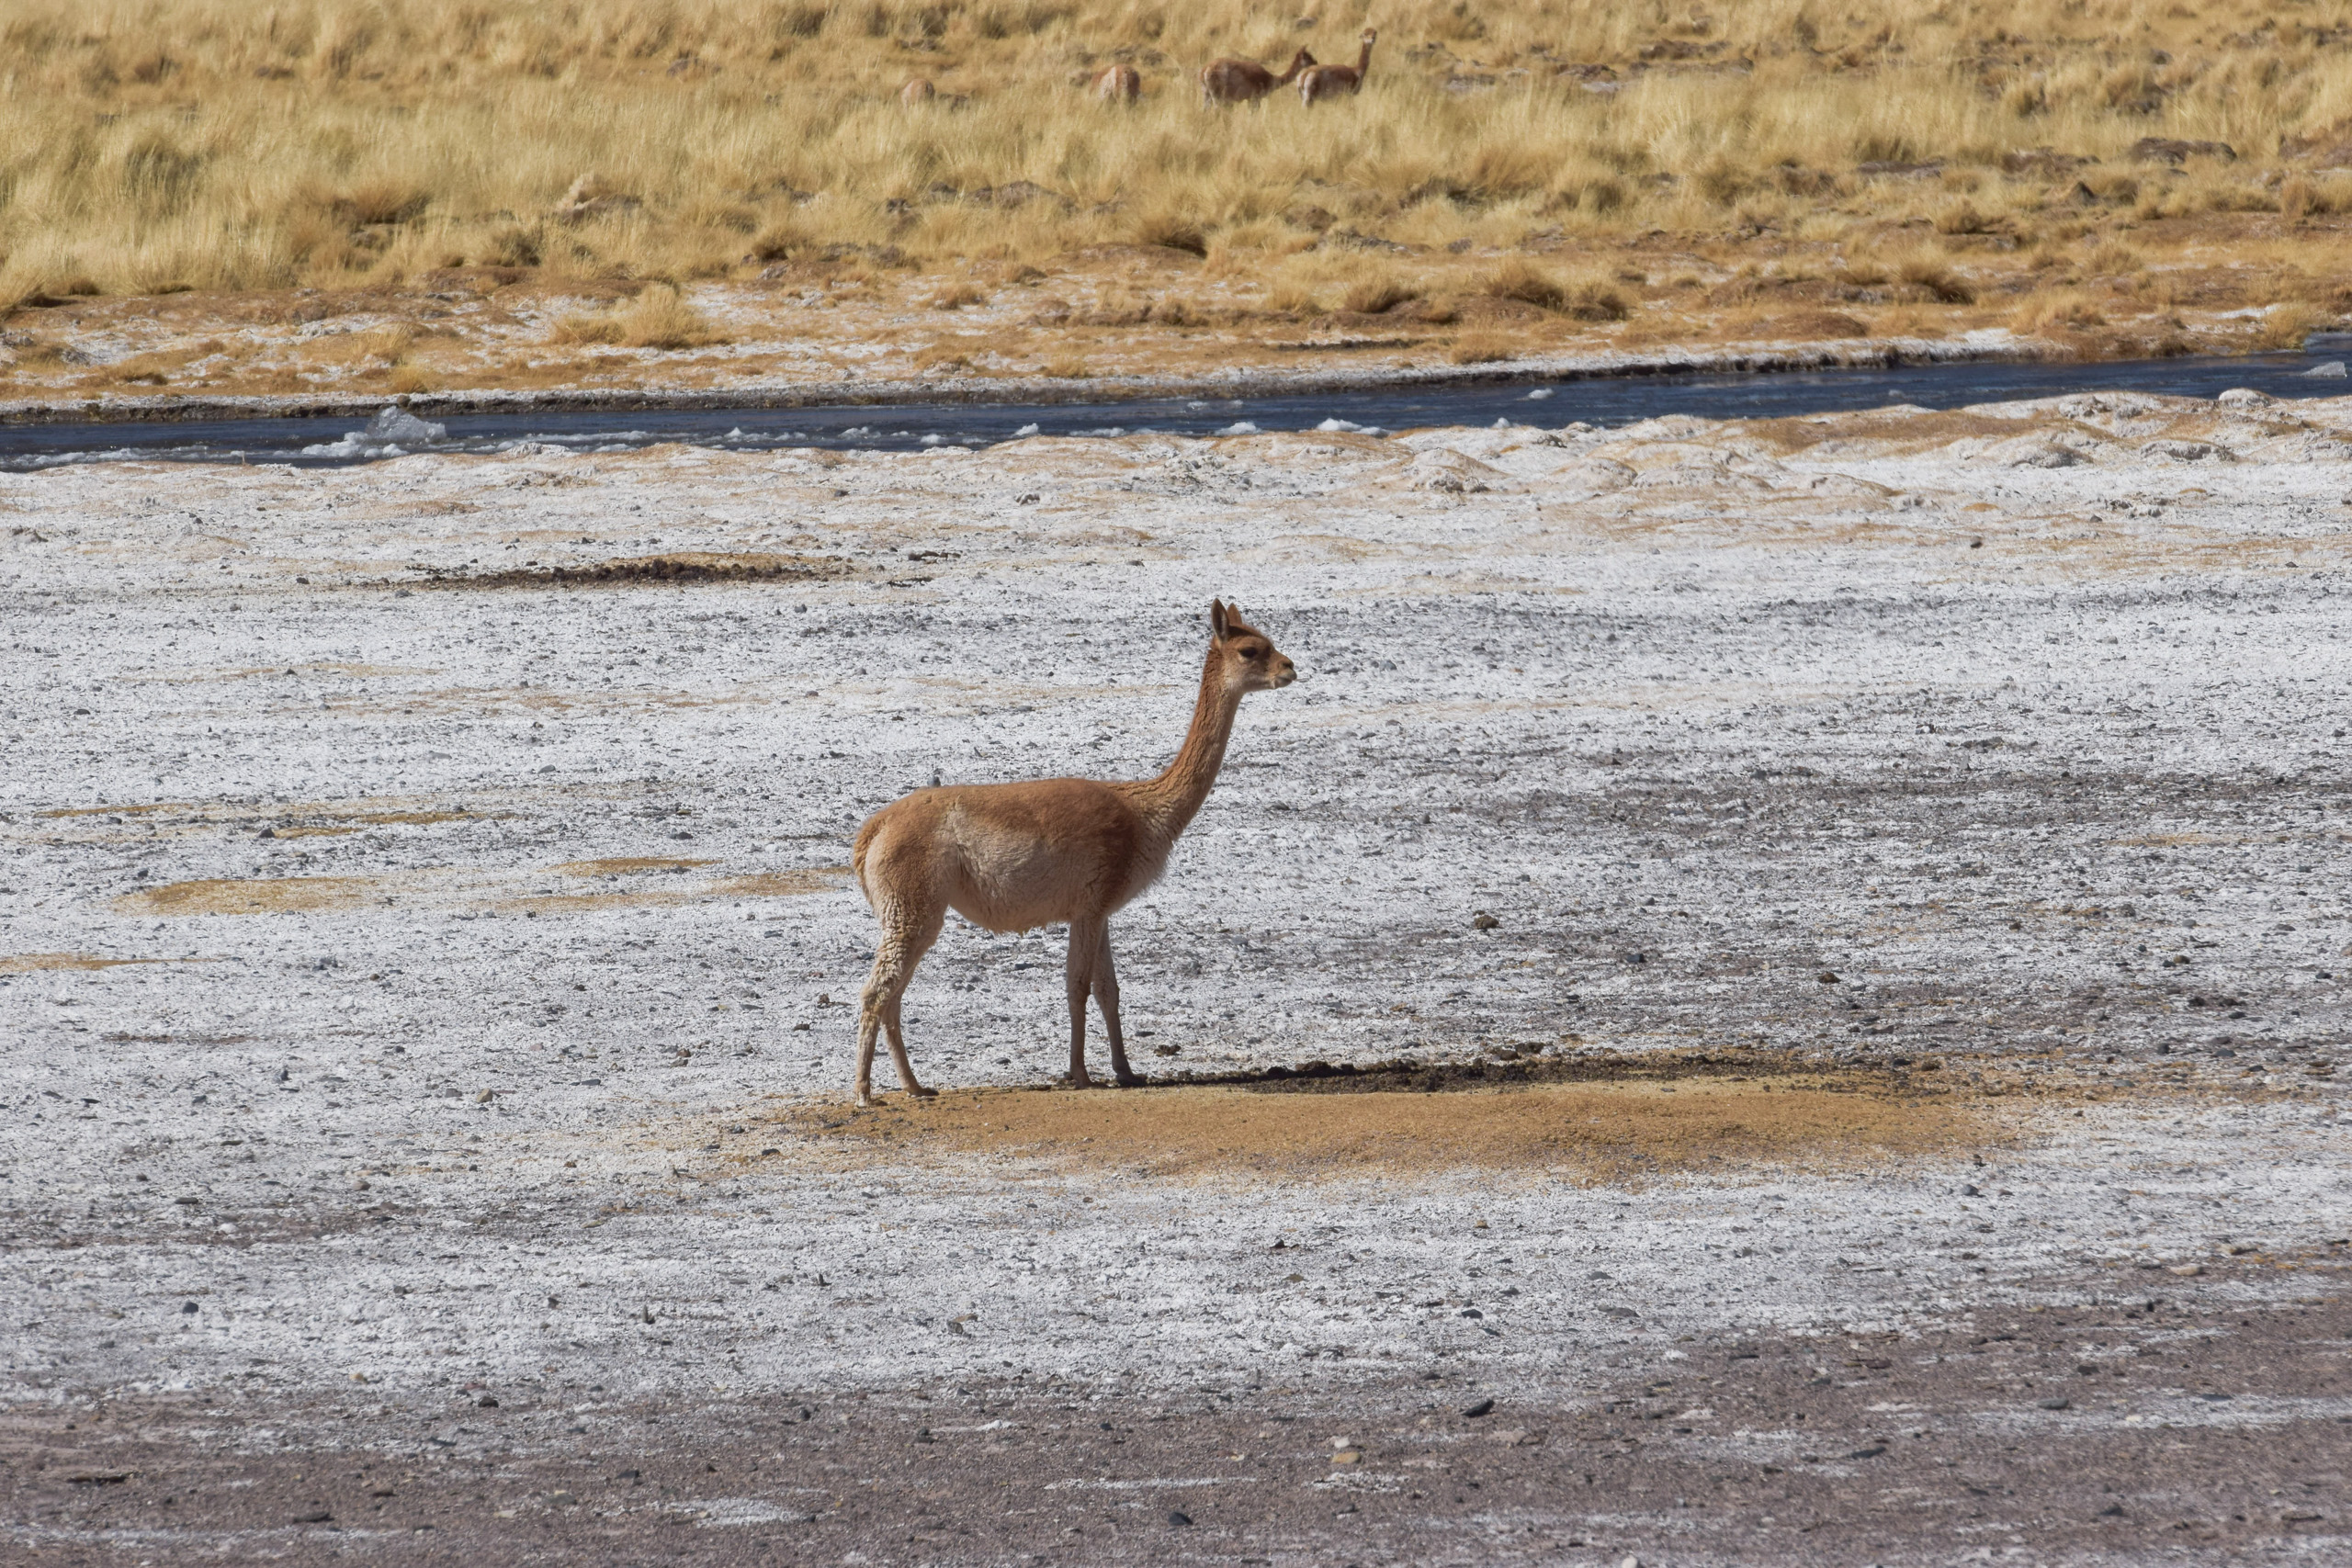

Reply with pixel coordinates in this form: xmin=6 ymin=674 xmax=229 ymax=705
xmin=848 ymin=600 xmax=1296 ymax=1106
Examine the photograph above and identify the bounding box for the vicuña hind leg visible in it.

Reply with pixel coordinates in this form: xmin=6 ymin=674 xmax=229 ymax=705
xmin=856 ymin=899 xmax=944 ymax=1106
xmin=1092 ymin=923 xmax=1139 ymax=1088
xmin=1064 ymin=916 xmax=1106 ymax=1089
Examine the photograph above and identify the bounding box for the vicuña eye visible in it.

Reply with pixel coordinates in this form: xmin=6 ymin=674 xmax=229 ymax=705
xmin=1243 ymin=646 xmax=1265 ymax=659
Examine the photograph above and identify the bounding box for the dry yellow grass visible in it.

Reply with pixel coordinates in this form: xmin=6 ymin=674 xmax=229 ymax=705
xmin=0 ymin=0 xmax=2347 ymax=392
xmin=1 ymin=0 xmax=2348 ymax=308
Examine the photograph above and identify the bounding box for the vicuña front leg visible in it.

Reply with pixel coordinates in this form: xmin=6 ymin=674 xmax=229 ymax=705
xmin=1094 ymin=923 xmax=1139 ymax=1088
xmin=1064 ymin=916 xmax=1105 ymax=1088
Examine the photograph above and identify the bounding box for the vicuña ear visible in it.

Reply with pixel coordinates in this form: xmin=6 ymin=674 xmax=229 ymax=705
xmin=1209 ymin=599 xmax=1230 ymax=639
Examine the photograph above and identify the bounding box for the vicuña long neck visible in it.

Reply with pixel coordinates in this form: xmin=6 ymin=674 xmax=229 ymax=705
xmin=1355 ymin=37 xmax=1374 ymax=73
xmin=1131 ymin=649 xmax=1240 ymax=845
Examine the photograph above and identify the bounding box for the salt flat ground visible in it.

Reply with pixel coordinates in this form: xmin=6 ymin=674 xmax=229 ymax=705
xmin=4 ymin=389 xmax=2350 ymax=1563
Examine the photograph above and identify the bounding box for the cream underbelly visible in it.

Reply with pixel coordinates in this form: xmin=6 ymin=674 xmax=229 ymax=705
xmin=942 ymin=840 xmax=1170 ymax=931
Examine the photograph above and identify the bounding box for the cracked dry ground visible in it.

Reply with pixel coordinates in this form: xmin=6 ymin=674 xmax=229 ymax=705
xmin=5 ymin=389 xmax=2351 ymax=1563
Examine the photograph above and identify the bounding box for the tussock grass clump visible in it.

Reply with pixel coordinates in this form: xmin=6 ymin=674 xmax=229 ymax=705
xmin=2256 ymin=300 xmax=2328 ymax=350
xmin=1484 ymin=259 xmax=1566 ymax=310
xmin=1894 ymin=253 xmax=1975 ymax=305
xmin=1449 ymin=331 xmax=1516 ymax=364
xmin=1484 ymin=261 xmax=1629 ymax=321
xmin=2012 ymin=291 xmax=2108 ymax=335
xmin=548 ymin=287 xmax=724 ymax=349
xmin=1343 ymin=276 xmax=1421 ymax=314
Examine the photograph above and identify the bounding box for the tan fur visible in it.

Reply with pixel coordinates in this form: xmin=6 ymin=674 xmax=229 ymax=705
xmin=1298 ymin=29 xmax=1375 ymax=105
xmin=1198 ymin=47 xmax=1316 ymax=106
xmin=1094 ymin=63 xmax=1142 ymax=104
xmin=850 ymin=601 xmax=1296 ymax=1105
xmin=899 ymin=77 xmax=936 ymax=107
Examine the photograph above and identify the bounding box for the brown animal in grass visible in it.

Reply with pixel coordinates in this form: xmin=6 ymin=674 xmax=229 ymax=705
xmin=849 ymin=601 xmax=1298 ymax=1105
xmin=1198 ymin=47 xmax=1317 ymax=107
xmin=900 ymin=77 xmax=936 ymax=107
xmin=1095 ymin=63 xmax=1142 ymax=104
xmin=1299 ymin=29 xmax=1376 ymax=105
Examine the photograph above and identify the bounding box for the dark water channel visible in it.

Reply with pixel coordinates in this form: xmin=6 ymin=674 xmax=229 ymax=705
xmin=0 ymin=345 xmax=2341 ymax=470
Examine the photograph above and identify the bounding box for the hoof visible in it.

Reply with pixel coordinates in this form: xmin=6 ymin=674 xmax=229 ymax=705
xmin=1114 ymin=1073 xmax=1145 ymax=1089
xmin=854 ymin=1092 xmax=875 ymax=1109
xmin=907 ymin=1084 xmax=938 ymax=1100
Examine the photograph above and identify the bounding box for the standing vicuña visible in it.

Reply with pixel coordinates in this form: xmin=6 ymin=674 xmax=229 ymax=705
xmin=1299 ymin=29 xmax=1376 ymax=104
xmin=849 ymin=602 xmax=1298 ymax=1106
xmin=1095 ymin=63 xmax=1142 ymax=104
xmin=1199 ymin=47 xmax=1316 ymax=106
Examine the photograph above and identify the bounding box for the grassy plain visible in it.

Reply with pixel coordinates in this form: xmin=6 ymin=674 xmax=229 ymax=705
xmin=5 ymin=0 xmax=2352 ymax=397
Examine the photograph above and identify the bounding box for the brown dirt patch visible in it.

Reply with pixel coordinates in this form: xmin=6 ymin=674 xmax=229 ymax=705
xmin=554 ymin=856 xmax=719 ymax=875
xmin=113 ymin=877 xmax=377 ymax=916
xmin=709 ymin=868 xmax=850 ymax=897
xmin=786 ymin=1062 xmax=2006 ymax=1181
xmin=492 ymin=891 xmax=697 ymax=915
xmin=1740 ymin=409 xmax=2052 ymax=455
xmin=412 ymin=552 xmax=850 ymax=590
xmin=0 ymin=953 xmax=182 ymax=972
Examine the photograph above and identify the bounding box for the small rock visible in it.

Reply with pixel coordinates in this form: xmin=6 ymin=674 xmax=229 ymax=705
xmin=1816 ymin=971 xmax=1839 ymax=984
xmin=1168 ymin=1510 xmax=1193 ymax=1527
xmin=2037 ymin=1397 xmax=2071 ymax=1410
xmin=1471 ymin=912 xmax=1499 ymax=931
xmin=293 ymin=1509 xmax=333 ymax=1523
xmin=476 ymin=1089 xmax=495 ymax=1103
xmin=1620 ymin=1556 xmax=1643 ymax=1568
xmin=2097 ymin=1503 xmax=2125 ymax=1517
xmin=1845 ymin=1443 xmax=1887 ymax=1459
xmin=1462 ymin=1397 xmax=1495 ymax=1418
xmin=2167 ymin=1262 xmax=2203 ymax=1277
xmin=548 ymin=1491 xmax=576 ymax=1506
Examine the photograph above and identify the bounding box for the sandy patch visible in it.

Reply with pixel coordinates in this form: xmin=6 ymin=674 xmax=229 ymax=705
xmin=783 ymin=1068 xmax=2010 ymax=1182
xmin=111 ymin=876 xmax=378 ymax=916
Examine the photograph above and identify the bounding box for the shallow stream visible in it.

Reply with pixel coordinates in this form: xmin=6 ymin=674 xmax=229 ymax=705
xmin=0 ymin=345 xmax=2338 ymax=469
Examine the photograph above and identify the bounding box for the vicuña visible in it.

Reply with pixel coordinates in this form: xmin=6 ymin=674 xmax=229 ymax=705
xmin=1299 ymin=29 xmax=1376 ymax=104
xmin=849 ymin=601 xmax=1297 ymax=1106
xmin=1198 ymin=47 xmax=1317 ymax=106
xmin=1094 ymin=63 xmax=1142 ymax=104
